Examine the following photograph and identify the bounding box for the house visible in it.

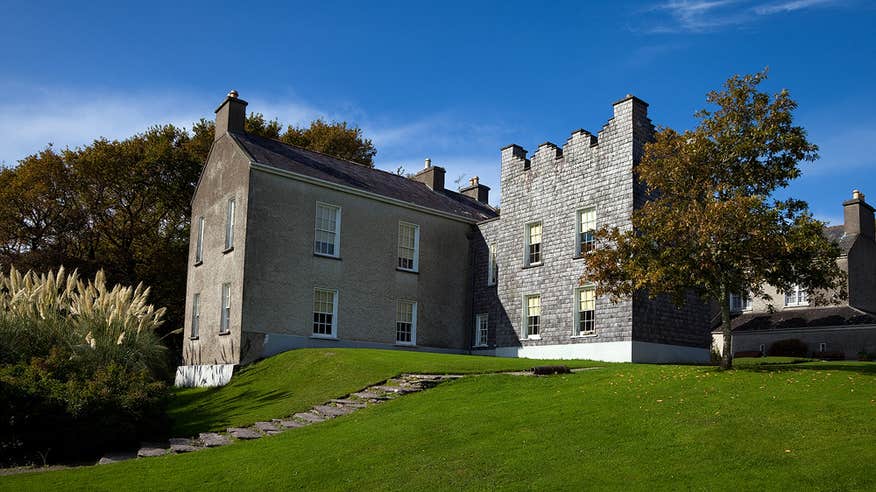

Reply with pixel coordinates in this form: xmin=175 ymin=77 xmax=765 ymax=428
xmin=180 ymin=90 xmax=714 ymax=373
xmin=711 ymin=191 xmax=876 ymax=359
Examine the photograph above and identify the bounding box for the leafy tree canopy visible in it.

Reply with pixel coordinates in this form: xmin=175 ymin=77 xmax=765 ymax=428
xmin=583 ymin=70 xmax=845 ymax=369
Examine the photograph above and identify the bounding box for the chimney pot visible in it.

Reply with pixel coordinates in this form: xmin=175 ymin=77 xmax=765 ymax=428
xmin=425 ymin=158 xmax=432 ymax=169
xmin=228 ymin=90 xmax=239 ymax=98
xmin=853 ymin=189 xmax=863 ymax=200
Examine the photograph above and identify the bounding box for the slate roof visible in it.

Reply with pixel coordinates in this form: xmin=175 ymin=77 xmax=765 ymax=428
xmin=823 ymin=224 xmax=856 ymax=254
xmin=230 ymin=132 xmax=498 ymax=222
xmin=719 ymin=306 xmax=876 ymax=333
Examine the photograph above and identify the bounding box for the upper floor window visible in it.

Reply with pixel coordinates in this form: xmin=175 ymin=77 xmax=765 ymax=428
xmin=396 ymin=300 xmax=417 ymax=345
xmin=314 ymin=202 xmax=341 ymax=257
xmin=398 ymin=222 xmax=420 ymax=271
xmin=220 ymin=283 xmax=231 ymax=334
xmin=195 ymin=216 xmax=205 ymax=263
xmin=575 ymin=285 xmax=596 ymax=336
xmin=784 ymin=285 xmax=809 ymax=307
xmin=224 ymin=198 xmax=236 ymax=251
xmin=191 ymin=292 xmax=201 ymax=339
xmin=487 ymin=243 xmax=498 ymax=286
xmin=576 ymin=207 xmax=596 ymax=255
xmin=526 ymin=222 xmax=542 ymax=265
xmin=313 ymin=288 xmax=338 ymax=337
xmin=475 ymin=313 xmax=489 ymax=347
xmin=729 ymin=293 xmax=752 ymax=312
xmin=524 ymin=294 xmax=541 ymax=339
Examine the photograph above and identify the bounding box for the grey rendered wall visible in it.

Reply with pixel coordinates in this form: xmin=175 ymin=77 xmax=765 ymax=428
xmin=472 ymin=97 xmax=656 ymax=351
xmin=182 ymin=135 xmax=251 ymax=365
xmin=239 ymin=169 xmax=474 ymax=362
xmin=848 ymin=236 xmax=876 ymax=312
xmin=726 ymin=326 xmax=876 ymax=359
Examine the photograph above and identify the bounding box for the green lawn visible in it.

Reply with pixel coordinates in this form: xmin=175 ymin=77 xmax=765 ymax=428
xmin=3 ymin=352 xmax=876 ymax=491
xmin=168 ymin=348 xmax=603 ymax=436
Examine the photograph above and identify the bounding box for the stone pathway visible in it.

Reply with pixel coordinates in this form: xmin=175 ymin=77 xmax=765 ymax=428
xmin=97 ymin=373 xmax=463 ymax=465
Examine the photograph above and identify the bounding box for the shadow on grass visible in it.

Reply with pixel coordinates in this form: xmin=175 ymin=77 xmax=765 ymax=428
xmin=168 ymin=387 xmax=294 ymax=436
xmin=732 ymin=361 xmax=876 ymax=375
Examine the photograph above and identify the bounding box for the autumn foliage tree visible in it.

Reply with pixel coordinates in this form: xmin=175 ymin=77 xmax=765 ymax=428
xmin=583 ymin=70 xmax=845 ymax=369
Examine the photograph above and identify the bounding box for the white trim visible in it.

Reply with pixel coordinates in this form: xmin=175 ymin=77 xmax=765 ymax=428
xmin=314 ymin=201 xmax=342 ymax=258
xmin=487 ymin=243 xmax=497 ymax=286
xmin=312 ymin=287 xmax=339 ymax=338
xmin=474 ymin=313 xmax=489 ymax=347
xmin=524 ymin=221 xmax=543 ymax=266
xmin=224 ymin=198 xmax=235 ymax=250
xmin=575 ymin=206 xmax=596 ymax=256
xmin=395 ymin=299 xmax=417 ymax=345
xmin=784 ymin=285 xmax=809 ymax=307
xmin=573 ymin=284 xmax=597 ymax=337
xmin=191 ymin=292 xmax=201 ymax=338
xmin=250 ymin=161 xmax=479 ymax=224
xmin=219 ymin=283 xmax=231 ymax=334
xmin=397 ymin=221 xmax=420 ymax=272
xmin=522 ymin=293 xmax=541 ymax=338
xmin=195 ymin=216 xmax=205 ymax=263
xmin=494 ymin=341 xmax=709 ymax=363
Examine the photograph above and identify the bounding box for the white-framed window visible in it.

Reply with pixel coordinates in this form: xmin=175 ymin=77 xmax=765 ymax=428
xmin=398 ymin=222 xmax=420 ymax=271
xmin=576 ymin=207 xmax=596 ymax=255
xmin=525 ymin=222 xmax=542 ymax=265
xmin=396 ymin=300 xmax=417 ymax=345
xmin=312 ymin=288 xmax=338 ymax=337
xmin=219 ymin=283 xmax=231 ymax=334
xmin=314 ymin=202 xmax=341 ymax=257
xmin=191 ymin=293 xmax=200 ymax=338
xmin=487 ymin=243 xmax=498 ymax=286
xmin=474 ymin=313 xmax=489 ymax=347
xmin=523 ymin=294 xmax=541 ymax=339
xmin=224 ymin=198 xmax=236 ymax=251
xmin=819 ymin=342 xmax=827 ymax=352
xmin=729 ymin=293 xmax=752 ymax=312
xmin=575 ymin=285 xmax=596 ymax=336
xmin=195 ymin=216 xmax=205 ymax=263
xmin=784 ymin=285 xmax=809 ymax=307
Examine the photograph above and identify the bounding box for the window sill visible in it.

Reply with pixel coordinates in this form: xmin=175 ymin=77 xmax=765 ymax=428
xmin=218 ymin=331 xmax=231 ymax=336
xmin=189 ymin=336 xmax=200 ymax=341
xmin=487 ymin=282 xmax=496 ymax=287
xmin=472 ymin=344 xmax=489 ymax=349
xmin=310 ymin=334 xmax=338 ymax=341
xmin=522 ymin=262 xmax=543 ymax=270
xmin=222 ymin=246 xmax=234 ymax=254
xmin=572 ymin=255 xmax=586 ymax=261
xmin=526 ymin=335 xmax=542 ymax=340
xmin=784 ymin=303 xmax=810 ymax=308
xmin=313 ymin=252 xmax=341 ymax=261
xmin=193 ymin=260 xmax=203 ymax=267
xmin=571 ymin=333 xmax=598 ymax=339
xmin=395 ymin=342 xmax=417 ymax=347
xmin=396 ymin=267 xmax=419 ymax=274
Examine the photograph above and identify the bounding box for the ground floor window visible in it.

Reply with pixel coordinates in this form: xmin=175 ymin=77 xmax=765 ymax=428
xmin=396 ymin=300 xmax=417 ymax=344
xmin=576 ymin=286 xmax=595 ymax=336
xmin=475 ymin=313 xmax=488 ymax=347
xmin=313 ymin=288 xmax=338 ymax=337
xmin=524 ymin=294 xmax=541 ymax=338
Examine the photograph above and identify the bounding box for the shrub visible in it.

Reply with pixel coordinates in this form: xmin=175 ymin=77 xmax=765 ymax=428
xmin=768 ymin=339 xmax=809 ymax=358
xmin=0 ymin=267 xmax=172 ymax=465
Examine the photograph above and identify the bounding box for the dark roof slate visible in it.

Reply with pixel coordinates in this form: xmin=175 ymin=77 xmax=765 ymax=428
xmin=721 ymin=306 xmax=876 ymax=333
xmin=230 ymin=132 xmax=498 ymax=222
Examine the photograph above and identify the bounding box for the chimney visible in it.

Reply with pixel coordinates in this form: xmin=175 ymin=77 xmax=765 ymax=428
xmin=843 ymin=189 xmax=875 ymax=239
xmin=412 ymin=157 xmax=445 ymax=191
xmin=214 ymin=90 xmax=248 ymax=141
xmin=460 ymin=176 xmax=490 ymax=204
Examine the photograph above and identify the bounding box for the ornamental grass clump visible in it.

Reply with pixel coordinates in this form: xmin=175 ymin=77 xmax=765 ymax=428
xmin=0 ymin=266 xmax=168 ymax=379
xmin=0 ymin=267 xmax=171 ymax=465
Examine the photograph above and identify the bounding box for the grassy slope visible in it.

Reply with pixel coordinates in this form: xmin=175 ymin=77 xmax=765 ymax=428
xmin=4 ymin=356 xmax=875 ymax=491
xmin=168 ymin=348 xmax=602 ymax=436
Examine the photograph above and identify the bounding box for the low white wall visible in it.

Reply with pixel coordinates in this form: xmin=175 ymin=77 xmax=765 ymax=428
xmin=175 ymin=364 xmax=235 ymax=388
xmin=495 ymin=341 xmax=709 ymax=364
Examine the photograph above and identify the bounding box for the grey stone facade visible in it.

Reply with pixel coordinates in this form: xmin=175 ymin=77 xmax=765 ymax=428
xmin=471 ymin=96 xmax=711 ymax=361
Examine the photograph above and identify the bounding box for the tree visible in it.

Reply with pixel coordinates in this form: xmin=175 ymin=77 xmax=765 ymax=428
xmin=582 ymin=70 xmax=845 ymax=369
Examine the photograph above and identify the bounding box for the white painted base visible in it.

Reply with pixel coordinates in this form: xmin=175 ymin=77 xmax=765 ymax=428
xmin=174 ymin=364 xmax=235 ymax=388
xmin=494 ymin=341 xmax=709 ymax=364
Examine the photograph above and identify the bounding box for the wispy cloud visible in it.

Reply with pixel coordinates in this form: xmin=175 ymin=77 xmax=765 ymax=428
xmin=638 ymin=0 xmax=842 ymax=33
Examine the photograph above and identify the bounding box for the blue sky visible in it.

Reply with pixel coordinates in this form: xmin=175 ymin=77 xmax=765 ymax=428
xmin=1 ymin=0 xmax=874 ymax=224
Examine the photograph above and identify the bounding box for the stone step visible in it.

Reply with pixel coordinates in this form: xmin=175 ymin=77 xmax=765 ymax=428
xmin=227 ymin=427 xmax=262 ymax=440
xmin=254 ymin=421 xmax=280 ymax=433
xmin=274 ymin=419 xmax=306 ymax=428
xmin=294 ymin=412 xmax=325 ymax=423
xmin=168 ymin=438 xmax=200 ymax=453
xmin=199 ymin=432 xmax=231 ymax=447
xmin=330 ymin=399 xmax=367 ymax=408
xmin=137 ymin=445 xmax=168 ymax=458
xmin=97 ymin=451 xmax=137 ymax=465
xmin=353 ymin=391 xmax=389 ymax=400
xmin=313 ymin=405 xmax=353 ymax=417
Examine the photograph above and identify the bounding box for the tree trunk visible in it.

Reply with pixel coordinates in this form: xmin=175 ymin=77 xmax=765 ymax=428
xmin=720 ymin=285 xmax=733 ymax=370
